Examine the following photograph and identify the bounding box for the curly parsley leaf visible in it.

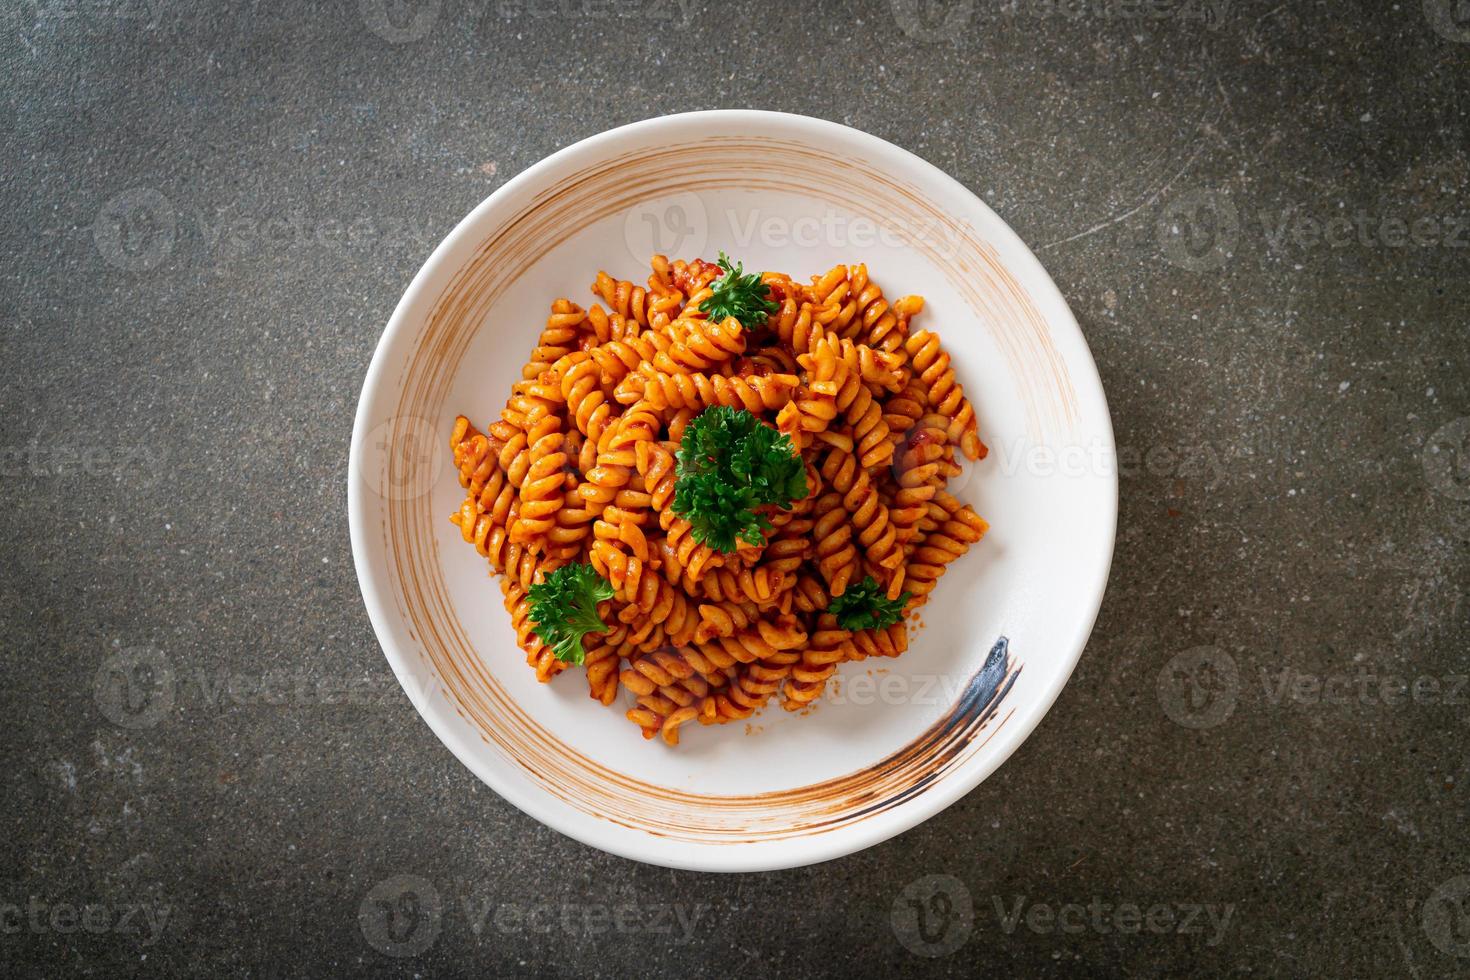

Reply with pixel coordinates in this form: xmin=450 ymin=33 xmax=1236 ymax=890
xmin=828 ymin=576 xmax=911 ymax=631
xmin=527 ymin=562 xmax=615 ymax=665
xmin=699 ymin=252 xmax=778 ymax=328
xmin=672 ymin=406 xmax=807 ymax=553
xmin=672 ymin=475 xmax=771 ymax=553
xmin=727 ymin=417 xmax=810 ymax=505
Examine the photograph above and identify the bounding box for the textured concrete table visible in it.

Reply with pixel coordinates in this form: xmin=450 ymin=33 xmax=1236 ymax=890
xmin=4 ymin=1 xmax=1467 ymax=975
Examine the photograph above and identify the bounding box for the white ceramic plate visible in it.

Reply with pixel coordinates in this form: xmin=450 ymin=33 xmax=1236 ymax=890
xmin=348 ymin=110 xmax=1116 ymax=872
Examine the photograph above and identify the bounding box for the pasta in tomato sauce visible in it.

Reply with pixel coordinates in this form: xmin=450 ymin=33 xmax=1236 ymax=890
xmin=448 ymin=256 xmax=988 ymax=745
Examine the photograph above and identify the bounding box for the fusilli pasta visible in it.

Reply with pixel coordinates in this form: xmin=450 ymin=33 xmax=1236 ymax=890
xmin=447 ymin=256 xmax=988 ymax=745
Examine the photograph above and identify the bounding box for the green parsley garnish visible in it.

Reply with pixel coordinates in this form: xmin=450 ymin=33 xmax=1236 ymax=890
xmin=828 ymin=576 xmax=911 ymax=631
xmin=527 ymin=563 xmax=615 ymax=665
xmin=672 ymin=406 xmax=807 ymax=553
xmin=699 ymin=252 xmax=778 ymax=327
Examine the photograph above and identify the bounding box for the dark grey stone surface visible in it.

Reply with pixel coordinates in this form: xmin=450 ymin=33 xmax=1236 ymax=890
xmin=3 ymin=0 xmax=1467 ymax=975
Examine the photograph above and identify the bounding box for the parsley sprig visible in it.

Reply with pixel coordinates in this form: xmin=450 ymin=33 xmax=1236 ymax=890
xmin=699 ymin=252 xmax=778 ymax=327
xmin=527 ymin=563 xmax=615 ymax=665
xmin=828 ymin=576 xmax=911 ymax=631
xmin=672 ymin=406 xmax=807 ymax=553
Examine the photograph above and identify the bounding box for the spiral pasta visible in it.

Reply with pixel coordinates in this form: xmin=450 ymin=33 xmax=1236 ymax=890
xmin=615 ymin=363 xmax=800 ymax=414
xmin=650 ymin=315 xmax=747 ymax=373
xmin=446 ymin=257 xmax=988 ymax=745
xmin=904 ymin=328 xmax=985 ymax=461
xmin=522 ymin=299 xmax=584 ymax=379
xmin=782 ymin=614 xmax=851 ymax=710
